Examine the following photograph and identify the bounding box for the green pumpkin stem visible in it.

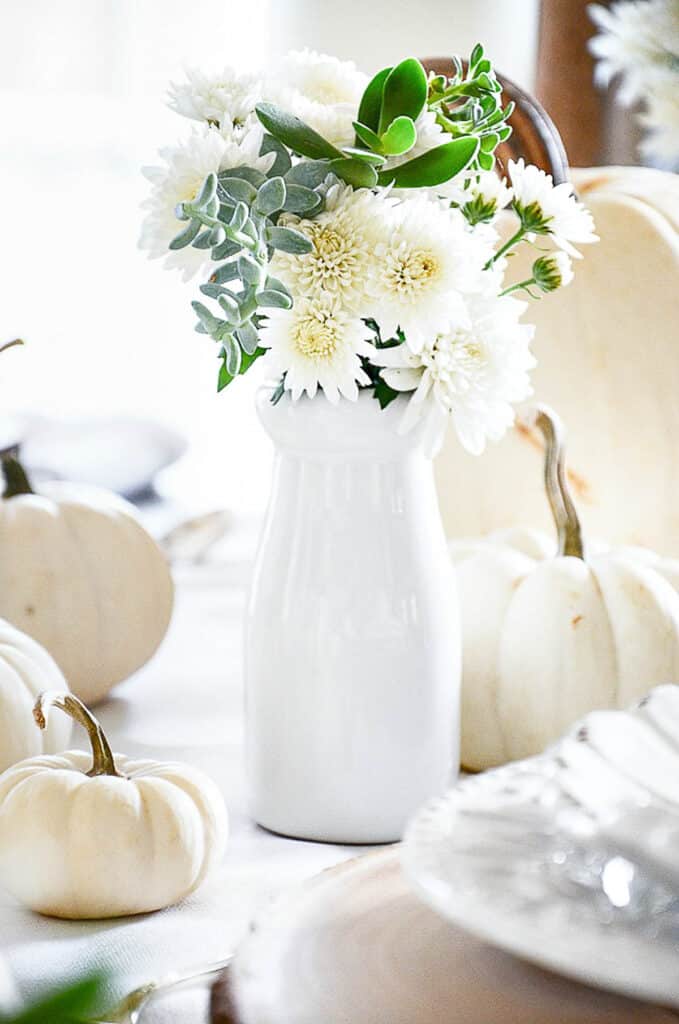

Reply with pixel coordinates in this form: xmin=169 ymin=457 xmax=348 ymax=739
xmin=34 ymin=692 xmax=124 ymax=779
xmin=1 ymin=453 xmax=34 ymax=498
xmin=531 ymin=405 xmax=585 ymax=560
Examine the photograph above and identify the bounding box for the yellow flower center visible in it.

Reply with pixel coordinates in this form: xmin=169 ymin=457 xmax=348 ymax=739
xmin=386 ymin=248 xmax=440 ymax=295
xmin=293 ymin=314 xmax=340 ymax=361
xmin=303 ymin=222 xmax=361 ymax=292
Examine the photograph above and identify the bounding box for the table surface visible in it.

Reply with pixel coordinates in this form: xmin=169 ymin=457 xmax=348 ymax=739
xmin=0 ymin=537 xmax=367 ymax=1022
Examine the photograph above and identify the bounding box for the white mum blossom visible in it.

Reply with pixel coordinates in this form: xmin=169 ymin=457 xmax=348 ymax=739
xmin=640 ymin=71 xmax=679 ymax=161
xmin=271 ymin=183 xmax=391 ymax=312
xmin=466 ymin=171 xmax=513 ymax=212
xmin=261 ymin=293 xmax=373 ymax=403
xmin=266 ymin=49 xmax=368 ymax=148
xmin=508 ymin=158 xmax=598 ymax=258
xmin=167 ymin=66 xmax=263 ymax=133
xmin=372 ymin=295 xmax=536 ymax=456
xmin=367 ymin=194 xmax=495 ymax=351
xmin=139 ymin=124 xmax=274 ymax=280
xmin=589 ymin=1 xmax=679 ymax=102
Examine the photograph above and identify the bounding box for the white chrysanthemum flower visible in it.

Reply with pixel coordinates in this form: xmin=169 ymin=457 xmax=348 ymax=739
xmin=508 ymin=158 xmax=598 ymax=258
xmin=468 ymin=171 xmax=513 ymax=211
xmin=271 ymin=183 xmax=390 ymax=312
xmin=139 ymin=124 xmax=274 ymax=280
xmin=261 ymin=293 xmax=374 ymax=403
xmin=589 ymin=0 xmax=679 ymax=103
xmin=533 ymin=251 xmax=574 ymax=293
xmin=640 ymin=71 xmax=679 ymax=161
xmin=167 ymin=66 xmax=263 ymax=132
xmin=372 ymin=295 xmax=536 ymax=456
xmin=266 ymin=49 xmax=368 ymax=148
xmin=368 ymin=194 xmax=494 ymax=351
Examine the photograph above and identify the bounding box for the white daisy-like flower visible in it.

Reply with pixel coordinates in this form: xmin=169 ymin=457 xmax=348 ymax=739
xmin=532 ymin=251 xmax=574 ymax=293
xmin=167 ymin=66 xmax=263 ymax=133
xmin=372 ymin=294 xmax=536 ymax=456
xmin=139 ymin=124 xmax=274 ymax=280
xmin=466 ymin=171 xmax=513 ymax=213
xmin=589 ymin=1 xmax=679 ymax=103
xmin=640 ymin=71 xmax=679 ymax=162
xmin=266 ymin=49 xmax=368 ymax=148
xmin=261 ymin=293 xmax=374 ymax=403
xmin=367 ymin=194 xmax=494 ymax=351
xmin=271 ymin=183 xmax=390 ymax=312
xmin=508 ymin=158 xmax=598 ymax=258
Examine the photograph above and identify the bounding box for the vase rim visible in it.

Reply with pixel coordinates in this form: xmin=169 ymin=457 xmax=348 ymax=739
xmin=255 ymin=386 xmax=427 ymax=457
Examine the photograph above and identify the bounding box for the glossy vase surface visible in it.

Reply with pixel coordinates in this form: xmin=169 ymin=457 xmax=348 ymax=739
xmin=245 ymin=388 xmax=460 ymax=843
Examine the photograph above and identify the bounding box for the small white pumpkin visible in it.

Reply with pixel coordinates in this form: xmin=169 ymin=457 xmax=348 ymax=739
xmin=0 ymin=453 xmax=174 ymax=705
xmin=454 ymin=406 xmax=679 ymax=772
xmin=0 ymin=692 xmax=228 ymax=919
xmin=0 ymin=618 xmax=71 ymax=773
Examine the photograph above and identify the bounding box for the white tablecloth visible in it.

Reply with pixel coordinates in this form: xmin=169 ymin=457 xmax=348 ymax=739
xmin=0 ymin=549 xmax=368 ymax=1022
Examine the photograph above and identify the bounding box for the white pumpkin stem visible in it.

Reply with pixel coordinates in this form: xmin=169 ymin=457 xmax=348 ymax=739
xmin=33 ymin=692 xmax=124 ymax=778
xmin=526 ymin=405 xmax=585 ymax=560
xmin=1 ymin=451 xmax=34 ymax=498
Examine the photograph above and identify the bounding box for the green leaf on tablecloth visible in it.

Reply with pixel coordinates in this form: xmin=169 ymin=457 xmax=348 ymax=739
xmin=1 ymin=973 xmax=107 ymax=1024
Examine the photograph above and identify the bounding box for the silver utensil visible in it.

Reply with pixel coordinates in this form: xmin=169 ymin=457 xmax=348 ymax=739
xmin=98 ymin=956 xmax=232 ymax=1024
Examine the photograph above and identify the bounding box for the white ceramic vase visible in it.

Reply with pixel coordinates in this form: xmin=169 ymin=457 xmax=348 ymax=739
xmin=245 ymin=388 xmax=460 ymax=844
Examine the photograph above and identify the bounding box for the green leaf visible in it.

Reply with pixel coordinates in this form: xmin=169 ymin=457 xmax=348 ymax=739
xmin=212 ymin=237 xmax=241 ymax=260
xmin=352 ymin=121 xmax=383 ymax=152
xmin=210 ymin=261 xmax=240 ymax=284
xmin=220 ymin=177 xmax=257 ymax=205
xmin=284 ymin=160 xmax=331 ymax=188
xmin=209 ymin=224 xmax=226 ymax=246
xmin=340 ymin=146 xmax=386 ymax=166
xmin=265 ymin=225 xmax=313 ymax=254
xmin=193 ymin=228 xmax=214 ymax=250
xmin=235 ymin=320 xmax=260 ymax=355
xmin=169 ymin=218 xmax=200 ymax=250
xmin=7 ymin=974 xmax=107 ymax=1024
xmin=357 ymin=66 xmax=391 ymax=132
xmin=218 ymin=292 xmax=241 ymax=323
xmin=195 ymin=172 xmax=218 ymax=209
xmin=377 ymin=136 xmax=479 ymax=188
xmin=218 ymin=346 xmax=265 ymax=391
xmin=230 ymin=202 xmax=249 ymax=230
xmin=477 ymin=149 xmax=494 ymax=170
xmin=378 ymin=58 xmax=427 ymax=135
xmin=373 ymin=376 xmax=401 ymax=410
xmin=219 ymin=166 xmax=267 ymax=188
xmin=260 ymin=133 xmax=292 ymax=177
xmin=256 ymin=103 xmax=343 ymax=160
xmin=480 ymin=131 xmax=500 ymax=152
xmin=192 ymin=300 xmax=221 ymax=333
xmin=238 ymin=252 xmax=265 ymax=286
xmin=282 ymin=183 xmax=322 ymax=214
xmin=380 ymin=115 xmax=416 ymax=156
xmin=327 ymin=157 xmax=378 ymax=188
xmin=256 ymin=176 xmax=287 ymax=215
xmin=256 ymin=288 xmax=293 ymax=309
xmin=223 ymin=335 xmax=242 ymax=376
xmin=264 ymin=274 xmax=292 ymax=299
xmin=470 ymin=42 xmax=484 ymax=67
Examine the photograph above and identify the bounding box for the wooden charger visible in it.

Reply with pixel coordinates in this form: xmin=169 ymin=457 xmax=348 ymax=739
xmin=211 ymin=850 xmax=678 ymax=1024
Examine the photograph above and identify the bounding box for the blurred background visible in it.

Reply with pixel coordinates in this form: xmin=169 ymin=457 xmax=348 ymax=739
xmin=0 ymin=0 xmax=645 ymax=522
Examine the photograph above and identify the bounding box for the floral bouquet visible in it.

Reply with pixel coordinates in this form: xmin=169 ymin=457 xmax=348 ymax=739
xmin=142 ymin=48 xmax=596 ymax=455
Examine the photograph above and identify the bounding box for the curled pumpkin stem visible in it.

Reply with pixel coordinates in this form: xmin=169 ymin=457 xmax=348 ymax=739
xmin=522 ymin=404 xmax=585 ymax=560
xmin=34 ymin=691 xmax=124 ymax=779
xmin=1 ymin=451 xmax=34 ymax=498
xmin=0 ymin=338 xmax=24 ymax=355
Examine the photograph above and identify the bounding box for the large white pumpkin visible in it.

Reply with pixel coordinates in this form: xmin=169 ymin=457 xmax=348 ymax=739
xmin=0 ymin=618 xmax=71 ymax=773
xmin=436 ymin=165 xmax=679 ymax=554
xmin=454 ymin=407 xmax=679 ymax=771
xmin=0 ymin=691 xmax=228 ymax=920
xmin=0 ymin=454 xmax=174 ymax=705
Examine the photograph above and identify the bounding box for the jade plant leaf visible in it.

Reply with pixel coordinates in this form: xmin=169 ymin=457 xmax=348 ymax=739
xmin=377 ymin=136 xmax=479 ymax=188
xmin=378 ymin=58 xmax=428 ymax=134
xmin=256 ymin=103 xmax=342 ymax=161
xmin=357 ymin=66 xmax=392 ymax=132
xmin=380 ymin=115 xmax=417 ymax=156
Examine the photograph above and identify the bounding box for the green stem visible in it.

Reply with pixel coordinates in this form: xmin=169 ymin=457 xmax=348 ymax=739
xmin=1 ymin=453 xmax=34 ymax=498
xmin=500 ymin=277 xmax=537 ymax=296
xmin=530 ymin=405 xmax=585 ymax=560
xmin=484 ymin=226 xmax=527 ymax=269
xmin=34 ymin=692 xmax=124 ymax=778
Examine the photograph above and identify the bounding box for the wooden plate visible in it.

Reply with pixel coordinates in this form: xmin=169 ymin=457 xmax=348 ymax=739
xmin=211 ymin=849 xmax=678 ymax=1024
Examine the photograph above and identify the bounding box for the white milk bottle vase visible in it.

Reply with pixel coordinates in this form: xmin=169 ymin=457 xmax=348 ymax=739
xmin=245 ymin=387 xmax=460 ymax=843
